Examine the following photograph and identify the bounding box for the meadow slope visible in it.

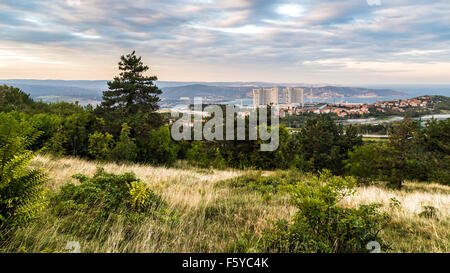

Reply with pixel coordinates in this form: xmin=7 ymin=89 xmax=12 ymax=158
xmin=1 ymin=155 xmax=448 ymax=253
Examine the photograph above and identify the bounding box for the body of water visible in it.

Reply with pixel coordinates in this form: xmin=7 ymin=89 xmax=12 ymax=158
xmin=341 ymin=114 xmax=450 ymax=125
xmin=219 ymin=96 xmax=407 ymax=106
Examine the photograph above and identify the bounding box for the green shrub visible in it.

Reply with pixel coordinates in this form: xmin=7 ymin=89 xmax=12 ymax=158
xmin=186 ymin=141 xmax=209 ymax=168
xmin=0 ymin=113 xmax=48 ymax=232
xmin=419 ymin=206 xmax=439 ymax=220
xmin=212 ymin=148 xmax=226 ymax=169
xmin=88 ymin=132 xmax=114 ymax=160
xmin=226 ymin=232 xmax=259 ymax=253
xmin=429 ymin=167 xmax=450 ymax=186
xmin=227 ymin=170 xmax=301 ymax=194
xmin=48 ymin=169 xmax=166 ymax=242
xmin=110 ymin=123 xmax=138 ymax=162
xmin=255 ymin=171 xmax=390 ymax=253
xmin=52 ymin=168 xmax=164 ymax=216
xmin=345 ymin=144 xmax=381 ymax=184
xmin=144 ymin=125 xmax=179 ymax=165
xmin=128 ymin=181 xmax=156 ymax=212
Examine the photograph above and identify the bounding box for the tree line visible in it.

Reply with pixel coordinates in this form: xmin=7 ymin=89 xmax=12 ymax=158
xmin=1 ymin=51 xmax=448 ymax=238
xmin=0 ymin=51 xmax=448 ymax=185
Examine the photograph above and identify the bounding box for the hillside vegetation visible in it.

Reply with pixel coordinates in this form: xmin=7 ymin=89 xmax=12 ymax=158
xmin=0 ymin=155 xmax=447 ymax=253
xmin=1 ymin=52 xmax=448 ymax=253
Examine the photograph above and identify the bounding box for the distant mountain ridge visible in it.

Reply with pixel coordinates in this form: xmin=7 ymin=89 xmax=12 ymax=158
xmin=160 ymin=84 xmax=407 ymax=100
xmin=160 ymin=84 xmax=254 ymax=99
xmin=0 ymin=79 xmax=408 ymax=105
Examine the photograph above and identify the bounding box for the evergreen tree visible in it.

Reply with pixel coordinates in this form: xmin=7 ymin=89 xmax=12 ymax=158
xmin=380 ymin=118 xmax=420 ymax=189
xmin=99 ymin=51 xmax=163 ymax=138
xmin=297 ymin=115 xmax=362 ymax=174
xmin=0 ymin=85 xmax=35 ymax=113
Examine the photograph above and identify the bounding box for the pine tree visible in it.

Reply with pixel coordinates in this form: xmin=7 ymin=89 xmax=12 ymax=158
xmin=99 ymin=51 xmax=163 ymax=137
xmin=381 ymin=118 xmax=420 ymax=189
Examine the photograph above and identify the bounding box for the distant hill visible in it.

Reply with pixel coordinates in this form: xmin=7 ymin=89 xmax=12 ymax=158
xmin=312 ymin=86 xmax=406 ymax=98
xmin=160 ymin=84 xmax=254 ymax=99
xmin=160 ymin=84 xmax=407 ymax=100
xmin=0 ymin=80 xmax=104 ymax=105
xmin=0 ymin=79 xmax=408 ymax=105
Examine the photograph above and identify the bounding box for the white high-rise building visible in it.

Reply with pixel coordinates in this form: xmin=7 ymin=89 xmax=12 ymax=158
xmin=253 ymin=87 xmax=279 ymax=106
xmin=282 ymin=87 xmax=304 ymax=107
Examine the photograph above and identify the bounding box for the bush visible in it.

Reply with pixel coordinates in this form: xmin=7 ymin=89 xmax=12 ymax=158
xmin=186 ymin=141 xmax=209 ymax=168
xmin=110 ymin=123 xmax=138 ymax=162
xmin=345 ymin=144 xmax=381 ymax=184
xmin=45 ymin=169 xmax=166 ymax=244
xmin=128 ymin=181 xmax=156 ymax=212
xmin=52 ymin=168 xmax=164 ymax=216
xmin=226 ymin=169 xmax=305 ymax=195
xmin=227 ymin=171 xmax=297 ymax=194
xmin=143 ymin=125 xmax=178 ymax=165
xmin=429 ymin=168 xmax=450 ymax=185
xmin=0 ymin=113 xmax=48 ymax=232
xmin=419 ymin=206 xmax=439 ymax=220
xmin=88 ymin=132 xmax=114 ymax=160
xmin=255 ymin=171 xmax=390 ymax=253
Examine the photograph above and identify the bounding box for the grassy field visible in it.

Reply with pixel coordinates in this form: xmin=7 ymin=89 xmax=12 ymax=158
xmin=0 ymin=155 xmax=448 ymax=253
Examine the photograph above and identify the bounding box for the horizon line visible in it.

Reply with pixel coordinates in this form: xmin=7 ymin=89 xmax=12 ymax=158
xmin=2 ymin=78 xmax=450 ymax=87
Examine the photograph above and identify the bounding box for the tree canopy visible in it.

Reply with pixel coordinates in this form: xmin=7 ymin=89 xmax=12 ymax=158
xmin=98 ymin=51 xmax=163 ymax=138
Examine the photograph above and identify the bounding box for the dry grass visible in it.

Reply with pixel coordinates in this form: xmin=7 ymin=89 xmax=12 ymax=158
xmin=341 ymin=182 xmax=449 ymax=217
xmin=1 ymin=155 xmax=293 ymax=253
xmin=1 ymin=155 xmax=448 ymax=253
xmin=340 ymin=182 xmax=450 ymax=253
xmin=32 ymin=154 xmax=249 ymax=210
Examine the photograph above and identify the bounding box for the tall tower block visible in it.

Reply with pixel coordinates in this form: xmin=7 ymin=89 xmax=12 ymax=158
xmin=301 ymin=88 xmax=304 ymax=108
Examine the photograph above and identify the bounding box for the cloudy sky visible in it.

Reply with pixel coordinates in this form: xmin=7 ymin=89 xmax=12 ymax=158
xmin=1 ymin=0 xmax=449 ymax=84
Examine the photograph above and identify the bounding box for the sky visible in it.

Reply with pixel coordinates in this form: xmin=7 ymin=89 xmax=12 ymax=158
xmin=1 ymin=0 xmax=450 ymax=84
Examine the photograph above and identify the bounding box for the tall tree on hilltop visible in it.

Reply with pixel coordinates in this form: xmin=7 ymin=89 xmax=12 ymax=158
xmin=379 ymin=118 xmax=420 ymax=189
xmin=99 ymin=51 xmax=163 ymax=138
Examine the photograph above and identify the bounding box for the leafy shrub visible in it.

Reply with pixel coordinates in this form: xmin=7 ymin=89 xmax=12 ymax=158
xmin=419 ymin=206 xmax=439 ymax=220
xmin=48 ymin=125 xmax=68 ymax=156
xmin=428 ymin=167 xmax=450 ymax=186
xmin=186 ymin=141 xmax=209 ymax=168
xmin=110 ymin=123 xmax=138 ymax=162
xmin=345 ymin=144 xmax=381 ymax=184
xmin=227 ymin=170 xmax=301 ymax=194
xmin=143 ymin=125 xmax=179 ymax=165
xmin=0 ymin=113 xmax=48 ymax=231
xmin=212 ymin=148 xmax=226 ymax=169
xmin=254 ymin=171 xmax=390 ymax=253
xmin=88 ymin=132 xmax=114 ymax=160
xmin=128 ymin=181 xmax=156 ymax=212
xmin=389 ymin=197 xmax=402 ymax=210
xmin=226 ymin=232 xmax=259 ymax=253
xmin=52 ymin=168 xmax=164 ymax=216
xmin=48 ymin=169 xmax=166 ymax=243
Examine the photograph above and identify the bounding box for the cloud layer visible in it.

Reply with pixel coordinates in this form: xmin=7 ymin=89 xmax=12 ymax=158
xmin=1 ymin=0 xmax=449 ymax=83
